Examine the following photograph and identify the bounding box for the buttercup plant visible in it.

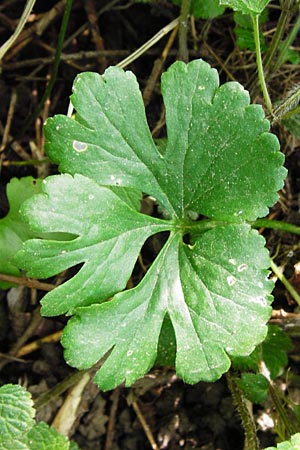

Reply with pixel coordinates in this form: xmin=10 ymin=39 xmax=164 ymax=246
xmin=12 ymin=58 xmax=287 ymax=391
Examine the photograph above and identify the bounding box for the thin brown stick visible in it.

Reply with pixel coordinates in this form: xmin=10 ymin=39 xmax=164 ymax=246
xmin=0 ymin=88 xmax=17 ymax=151
xmin=132 ymin=399 xmax=159 ymax=450
xmin=143 ymin=25 xmax=178 ymax=106
xmin=104 ymin=388 xmax=120 ymax=450
xmin=4 ymin=0 xmax=67 ymax=61
xmin=0 ymin=307 xmax=43 ymax=370
xmin=16 ymin=330 xmax=63 ymax=357
xmin=84 ymin=0 xmax=107 ymax=73
xmin=0 ymin=273 xmax=55 ymax=291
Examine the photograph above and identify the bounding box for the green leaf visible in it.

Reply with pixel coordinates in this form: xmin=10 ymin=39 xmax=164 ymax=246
xmin=264 ymin=433 xmax=300 ymax=450
xmin=191 ymin=0 xmax=225 ymax=18
xmin=237 ymin=372 xmax=269 ymax=403
xmin=63 ymin=225 xmax=273 ymax=390
xmin=16 ymin=59 xmax=286 ymax=390
xmin=15 ymin=174 xmax=168 ymax=316
xmin=0 ymin=177 xmax=42 ymax=288
xmin=262 ymin=324 xmax=292 ymax=379
xmin=44 ymin=68 xmax=173 ymax=215
xmin=234 ymin=10 xmax=268 ymax=51
xmin=231 ymin=324 xmax=291 ymax=378
xmin=219 ymin=0 xmax=270 ymax=15
xmin=283 ymin=113 xmax=300 ymax=139
xmin=160 ymin=60 xmax=284 ymax=220
xmin=44 ymin=61 xmax=285 ymax=221
xmin=26 ymin=422 xmax=70 ymax=450
xmin=0 ymin=384 xmax=35 ymax=444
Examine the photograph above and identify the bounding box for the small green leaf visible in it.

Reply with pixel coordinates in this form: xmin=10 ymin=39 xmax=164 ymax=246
xmin=237 ymin=372 xmax=269 ymax=403
xmin=219 ymin=0 xmax=270 ymax=15
xmin=0 ymin=384 xmax=35 ymax=444
xmin=264 ymin=433 xmax=300 ymax=450
xmin=191 ymin=0 xmax=225 ymax=18
xmin=231 ymin=324 xmax=291 ymax=378
xmin=26 ymin=422 xmax=70 ymax=450
xmin=262 ymin=324 xmax=292 ymax=379
xmin=283 ymin=113 xmax=300 ymax=139
xmin=0 ymin=177 xmax=42 ymax=288
xmin=234 ymin=10 xmax=268 ymax=51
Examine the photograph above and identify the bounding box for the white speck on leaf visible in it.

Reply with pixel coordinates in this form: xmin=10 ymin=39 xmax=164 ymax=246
xmin=229 ymin=258 xmax=236 ymax=265
xmin=73 ymin=140 xmax=88 ymax=152
xmin=237 ymin=263 xmax=248 ymax=272
xmin=88 ymin=194 xmax=95 ymax=200
xmin=198 ymin=85 xmax=205 ymax=90
xmin=127 ymin=350 xmax=133 ymax=356
xmin=227 ymin=275 xmax=236 ymax=286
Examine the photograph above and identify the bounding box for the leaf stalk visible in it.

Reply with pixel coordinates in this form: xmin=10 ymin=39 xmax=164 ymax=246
xmin=252 ymin=14 xmax=273 ymax=115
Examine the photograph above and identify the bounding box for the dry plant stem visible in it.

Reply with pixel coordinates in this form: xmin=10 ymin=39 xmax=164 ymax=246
xmin=0 ymin=273 xmax=55 ymax=291
xmin=62 ymin=0 xmax=120 ymax=49
xmin=1 ymin=50 xmax=129 ymax=70
xmin=269 ymin=382 xmax=297 ymax=437
xmin=3 ymin=0 xmax=67 ymax=62
xmin=84 ymin=0 xmax=107 ymax=73
xmin=34 ymin=361 xmax=103 ymax=410
xmin=1 ymin=48 xmax=206 ymax=71
xmin=0 ymin=89 xmax=17 ymax=151
xmin=0 ymin=307 xmax=43 ymax=371
xmin=131 ymin=399 xmax=159 ymax=450
xmin=16 ymin=330 xmax=63 ymax=357
xmin=252 ymin=14 xmax=273 ymax=115
xmin=52 ymin=371 xmax=91 ymax=437
xmin=104 ymin=388 xmax=120 ymax=450
xmin=143 ymin=25 xmax=178 ymax=106
xmin=273 ymin=84 xmax=300 ymax=122
xmin=203 ymin=41 xmax=236 ymax=81
xmin=178 ymin=0 xmax=190 ymax=62
xmin=17 ymin=0 xmax=73 ymax=140
xmin=273 ymin=9 xmax=300 ymax=72
xmin=226 ymin=371 xmax=260 ymax=450
xmin=34 ymin=369 xmax=90 ymax=410
xmin=264 ymin=0 xmax=294 ymax=72
xmin=270 ymin=259 xmax=300 ymax=306
xmin=117 ymin=17 xmax=180 ymax=69
xmin=0 ymin=0 xmax=37 ymax=61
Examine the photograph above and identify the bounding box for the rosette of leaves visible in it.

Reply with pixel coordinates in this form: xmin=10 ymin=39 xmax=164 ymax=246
xmin=14 ymin=59 xmax=286 ymax=391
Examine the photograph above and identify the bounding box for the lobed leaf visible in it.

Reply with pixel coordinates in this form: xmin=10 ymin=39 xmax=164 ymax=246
xmin=63 ymin=225 xmax=273 ymax=390
xmin=161 ymin=60 xmax=285 ymax=220
xmin=219 ymin=0 xmax=270 ymax=15
xmin=44 ymin=60 xmax=285 ymax=221
xmin=16 ymin=59 xmax=286 ymax=389
xmin=14 ymin=174 xmax=168 ymax=315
